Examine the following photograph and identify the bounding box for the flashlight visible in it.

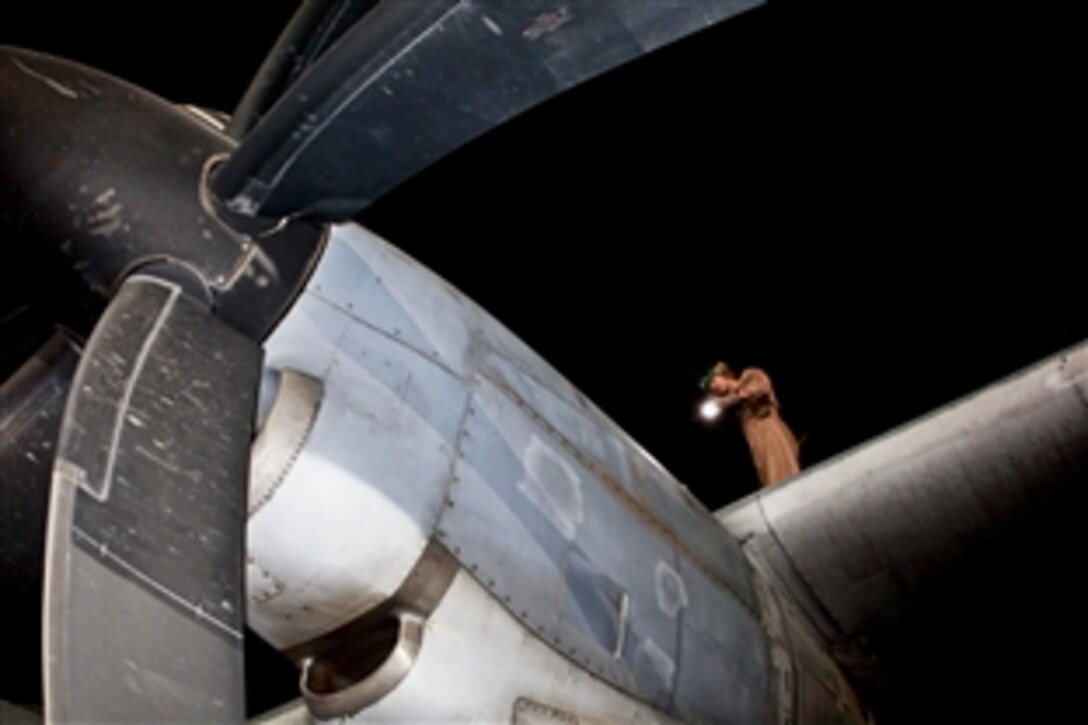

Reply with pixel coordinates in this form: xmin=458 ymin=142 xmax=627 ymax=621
xmin=699 ymin=397 xmax=724 ymax=421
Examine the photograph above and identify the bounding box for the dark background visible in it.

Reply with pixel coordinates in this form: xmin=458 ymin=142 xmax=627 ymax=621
xmin=3 ymin=0 xmax=1083 ymax=721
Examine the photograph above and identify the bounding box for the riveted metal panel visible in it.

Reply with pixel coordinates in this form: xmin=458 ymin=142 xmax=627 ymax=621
xmin=672 ymin=556 xmax=769 ymax=722
xmin=746 ymin=342 xmax=1088 ymax=645
xmin=480 ymin=348 xmax=756 ymax=611
xmin=440 ymin=372 xmax=683 ymax=711
xmin=262 ymin=290 xmax=351 ymax=381
xmin=718 ymin=344 xmax=1088 ymax=717
xmin=477 ymin=314 xmax=588 ymax=415
xmin=332 ymin=313 xmax=469 ymax=448
xmin=251 ymin=235 xmax=472 ymax=647
xmin=247 ymin=331 xmax=466 ymax=647
xmin=256 ymin=222 xmax=772 ymax=713
xmin=626 ymin=453 xmax=756 ymax=610
xmin=300 ymin=225 xmax=477 ymax=377
xmin=355 ymin=573 xmax=674 ymax=723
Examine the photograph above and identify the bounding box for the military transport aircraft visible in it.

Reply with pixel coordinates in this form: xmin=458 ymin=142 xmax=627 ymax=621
xmin=2 ymin=1 xmax=1084 ymax=722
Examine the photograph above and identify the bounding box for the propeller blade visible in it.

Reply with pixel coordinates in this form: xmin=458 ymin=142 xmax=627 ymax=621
xmin=211 ymin=0 xmax=763 ymax=220
xmin=43 ymin=275 xmax=262 ymax=721
xmin=228 ymin=0 xmax=382 ymax=138
xmin=0 ymin=334 xmax=79 ymax=706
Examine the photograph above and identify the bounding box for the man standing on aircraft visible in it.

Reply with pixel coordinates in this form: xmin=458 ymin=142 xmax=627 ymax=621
xmin=701 ymin=362 xmax=800 ymax=488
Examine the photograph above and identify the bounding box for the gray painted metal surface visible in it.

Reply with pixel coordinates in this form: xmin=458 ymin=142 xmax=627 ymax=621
xmin=718 ymin=341 xmax=1088 ymax=698
xmin=250 ymin=285 xmax=466 ymax=647
xmin=282 ymin=540 xmax=459 ymax=720
xmin=478 ymin=348 xmax=756 ymax=607
xmin=441 ymin=372 xmax=683 ymax=708
xmin=340 ymin=572 xmax=675 ymax=723
xmin=255 ymin=223 xmax=770 ymax=719
xmin=672 ymin=555 xmax=768 ymax=720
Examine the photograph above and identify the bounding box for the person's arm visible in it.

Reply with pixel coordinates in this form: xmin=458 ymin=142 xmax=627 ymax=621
xmin=712 ymin=392 xmax=744 ymax=410
xmin=737 ymin=368 xmax=773 ymax=401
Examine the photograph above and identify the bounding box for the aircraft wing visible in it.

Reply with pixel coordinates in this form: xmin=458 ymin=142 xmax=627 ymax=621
xmin=717 ymin=342 xmax=1088 ymax=717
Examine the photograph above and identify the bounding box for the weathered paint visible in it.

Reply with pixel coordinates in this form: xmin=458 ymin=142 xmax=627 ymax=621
xmin=253 ymin=224 xmax=771 ymax=720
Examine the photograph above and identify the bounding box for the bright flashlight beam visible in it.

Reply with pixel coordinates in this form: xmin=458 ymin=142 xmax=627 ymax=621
xmin=699 ymin=398 xmax=723 ymax=421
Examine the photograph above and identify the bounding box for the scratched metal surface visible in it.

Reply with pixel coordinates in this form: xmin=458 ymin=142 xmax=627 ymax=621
xmin=253 ymin=228 xmax=471 ymax=649
xmin=440 ymin=372 xmax=681 ymax=709
xmin=479 ymin=347 xmax=755 ymax=610
xmin=45 ymin=277 xmax=257 ymax=721
xmin=212 ymin=0 xmax=766 ymax=220
xmin=256 ymin=223 xmax=768 ymax=716
xmin=266 ymin=574 xmax=675 ymax=723
xmin=672 ymin=555 xmax=768 ymax=721
xmin=0 ymin=50 xmax=246 ymax=293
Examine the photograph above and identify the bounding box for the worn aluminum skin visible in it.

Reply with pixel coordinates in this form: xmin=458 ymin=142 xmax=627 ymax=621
xmin=256 ymin=572 xmax=672 ymax=725
xmin=718 ymin=342 xmax=1088 ymax=706
xmin=250 ymin=222 xmax=797 ymax=721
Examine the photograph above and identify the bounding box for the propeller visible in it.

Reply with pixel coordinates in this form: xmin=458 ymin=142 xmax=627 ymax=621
xmin=43 ymin=276 xmax=261 ymax=721
xmin=228 ymin=0 xmax=384 ymax=139
xmin=211 ymin=0 xmax=764 ymax=220
xmin=1 ymin=46 xmax=317 ymax=718
xmin=0 ymin=335 xmax=79 ymax=707
xmin=1 ymin=0 xmax=764 ymax=717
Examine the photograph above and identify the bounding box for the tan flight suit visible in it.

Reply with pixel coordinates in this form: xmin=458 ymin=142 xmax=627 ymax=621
xmin=728 ymin=368 xmax=800 ymax=488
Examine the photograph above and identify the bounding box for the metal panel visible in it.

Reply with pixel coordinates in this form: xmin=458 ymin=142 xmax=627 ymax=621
xmin=672 ymin=556 xmax=769 ymax=722
xmin=250 ymin=250 xmax=471 ymax=647
xmin=293 ymin=542 xmax=459 ymax=720
xmin=355 ymin=572 xmax=673 ymax=723
xmin=717 ymin=342 xmax=1088 ymax=710
xmin=262 ymin=290 xmax=351 ymax=381
xmin=333 ymin=312 xmax=469 ymax=447
xmin=477 ymin=313 xmax=590 ymax=415
xmin=481 ymin=347 xmax=756 ymax=610
xmin=441 ymin=372 xmax=686 ymax=710
xmin=761 ymin=342 xmax=1087 ymax=639
xmin=246 ymin=351 xmax=464 ymax=648
xmin=272 ymin=223 xmax=477 ymax=377
xmin=256 ymin=222 xmax=774 ymax=715
xmin=441 ymin=377 xmax=617 ymax=671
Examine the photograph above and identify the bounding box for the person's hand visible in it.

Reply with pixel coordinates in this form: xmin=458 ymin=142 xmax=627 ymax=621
xmin=713 ymin=393 xmax=742 ymax=411
xmin=709 ymin=376 xmax=738 ymax=395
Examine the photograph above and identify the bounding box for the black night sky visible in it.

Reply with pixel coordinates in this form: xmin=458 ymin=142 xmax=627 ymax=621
xmin=3 ymin=1 xmax=1083 ymax=721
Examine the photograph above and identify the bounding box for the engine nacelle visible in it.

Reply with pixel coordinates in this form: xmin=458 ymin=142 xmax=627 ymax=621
xmin=249 ymin=223 xmax=866 ymax=722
